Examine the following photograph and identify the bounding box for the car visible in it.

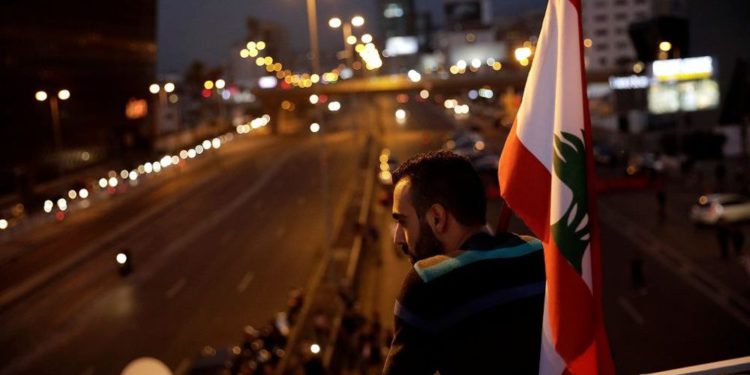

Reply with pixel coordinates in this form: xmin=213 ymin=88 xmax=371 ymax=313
xmin=689 ymin=193 xmax=750 ymax=225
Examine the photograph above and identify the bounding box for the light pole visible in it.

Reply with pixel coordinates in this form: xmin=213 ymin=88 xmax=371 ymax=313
xmin=149 ymin=82 xmax=175 ymax=142
xmin=328 ymin=15 xmax=365 ymax=68
xmin=35 ymin=89 xmax=70 ymax=152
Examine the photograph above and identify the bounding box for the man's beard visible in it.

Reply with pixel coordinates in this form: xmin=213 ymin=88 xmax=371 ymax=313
xmin=408 ymin=219 xmax=443 ymax=264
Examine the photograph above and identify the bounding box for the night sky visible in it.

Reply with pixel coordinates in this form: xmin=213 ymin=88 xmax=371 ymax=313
xmin=157 ymin=0 xmax=546 ymax=75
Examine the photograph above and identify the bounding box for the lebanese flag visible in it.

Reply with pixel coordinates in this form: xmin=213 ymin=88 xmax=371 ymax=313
xmin=498 ymin=0 xmax=615 ymax=374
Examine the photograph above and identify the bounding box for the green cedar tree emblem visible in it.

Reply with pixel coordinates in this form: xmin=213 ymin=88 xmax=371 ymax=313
xmin=551 ymin=130 xmax=590 ymax=274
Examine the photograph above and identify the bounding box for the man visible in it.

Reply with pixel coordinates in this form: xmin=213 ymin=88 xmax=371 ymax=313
xmin=383 ymin=150 xmax=546 ymax=374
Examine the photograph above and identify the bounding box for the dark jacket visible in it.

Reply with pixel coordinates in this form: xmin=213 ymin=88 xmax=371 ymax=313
xmin=382 ymin=232 xmax=546 ymax=375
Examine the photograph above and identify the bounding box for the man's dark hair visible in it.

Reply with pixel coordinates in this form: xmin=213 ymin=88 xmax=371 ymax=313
xmin=392 ymin=150 xmax=486 ymax=226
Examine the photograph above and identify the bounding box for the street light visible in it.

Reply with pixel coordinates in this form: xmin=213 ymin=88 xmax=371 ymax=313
xmin=328 ymin=17 xmax=342 ymax=28
xmin=35 ymin=89 xmax=70 ymax=153
xmin=329 ymin=15 xmax=366 ymax=68
xmin=164 ymin=82 xmax=175 ymax=93
xmin=351 ymin=15 xmax=365 ymax=27
xmin=659 ymin=41 xmax=672 ymax=52
xmin=149 ymin=83 xmax=160 ymax=94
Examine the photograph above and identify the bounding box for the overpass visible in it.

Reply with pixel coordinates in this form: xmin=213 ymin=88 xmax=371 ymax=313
xmin=252 ymin=69 xmax=616 ymax=133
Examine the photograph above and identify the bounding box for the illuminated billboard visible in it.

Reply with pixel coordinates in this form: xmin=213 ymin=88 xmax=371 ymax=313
xmin=647 ymin=56 xmax=719 ymax=114
xmin=384 ymin=36 xmax=419 ymax=56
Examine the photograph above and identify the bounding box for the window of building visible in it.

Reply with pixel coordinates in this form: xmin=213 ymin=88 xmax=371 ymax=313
xmin=616 ymin=27 xmax=626 ymax=34
xmin=384 ymin=3 xmax=404 ymax=18
xmin=595 ymin=28 xmax=609 ymax=36
xmin=615 ymin=12 xmax=627 ymax=20
xmin=594 ymin=1 xmax=606 ymax=7
xmin=596 ymin=43 xmax=609 ymax=51
xmin=614 ymin=0 xmax=627 ymax=5
xmin=616 ymin=41 xmax=629 ymax=49
xmin=594 ymin=14 xmax=608 ymax=22
xmin=635 ymin=11 xmax=648 ymax=20
xmin=635 ymin=0 xmax=647 ymax=4
xmin=599 ymin=57 xmax=608 ymax=66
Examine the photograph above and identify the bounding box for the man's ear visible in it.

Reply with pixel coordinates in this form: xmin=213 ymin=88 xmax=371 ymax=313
xmin=427 ymin=204 xmax=447 ymax=233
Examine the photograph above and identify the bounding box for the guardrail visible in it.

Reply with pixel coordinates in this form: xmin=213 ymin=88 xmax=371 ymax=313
xmin=643 ymin=356 xmax=750 ymax=375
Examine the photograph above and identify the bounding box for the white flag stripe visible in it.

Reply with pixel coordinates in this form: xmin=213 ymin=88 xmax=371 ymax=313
xmin=515 ymin=0 xmax=585 ymax=171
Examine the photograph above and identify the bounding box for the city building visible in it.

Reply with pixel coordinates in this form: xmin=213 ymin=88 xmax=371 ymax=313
xmin=0 ymin=0 xmax=157 ymax=188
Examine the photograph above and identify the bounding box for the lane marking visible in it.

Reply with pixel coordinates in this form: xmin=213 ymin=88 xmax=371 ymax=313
xmin=165 ymin=278 xmax=186 ymax=299
xmin=600 ymin=203 xmax=750 ymax=329
xmin=617 ymin=296 xmax=645 ymax=326
xmin=236 ymin=272 xmax=254 ymax=293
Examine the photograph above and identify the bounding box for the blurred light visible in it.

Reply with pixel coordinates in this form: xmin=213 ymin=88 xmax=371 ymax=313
xmin=346 ymin=35 xmax=357 ymax=45
xmin=479 ymin=88 xmax=494 ymax=99
xmin=149 ymin=84 xmax=160 ymax=94
xmin=310 ymin=122 xmax=320 ymax=133
xmin=116 ymin=252 xmax=128 ymax=265
xmin=395 ymin=109 xmax=406 ymax=120
xmin=153 ymin=162 xmax=162 ymax=173
xmin=309 ymin=94 xmax=319 ymax=104
xmin=137 ymin=165 xmax=145 ymax=174
xmin=129 ymin=171 xmax=138 ymax=181
xmin=264 ymin=56 xmax=273 ymax=65
xmin=160 ymin=155 xmax=173 ymax=167
xmin=240 ymin=49 xmax=250 ymax=58
xmin=311 ymin=74 xmax=320 ymax=83
xmin=215 ymin=79 xmax=226 ymax=89
xmin=169 ymin=94 xmax=179 ymax=104
xmin=171 ymin=155 xmax=180 ymax=165
xmin=633 ymin=61 xmax=645 ymax=74
xmin=120 ymin=169 xmax=129 ymax=179
xmin=449 ymin=65 xmax=460 ymax=75
xmin=361 ymin=33 xmax=373 ymax=44
xmin=407 ymin=69 xmax=421 ymax=82
xmin=443 ymin=99 xmax=457 ymax=109
xmin=164 ymin=82 xmax=175 ymax=93
xmin=35 ymin=91 xmax=48 ymax=102
xmin=0 ymin=219 xmax=7 ymax=230
xmin=203 ymin=140 xmax=212 ymax=150
xmin=310 ymin=344 xmax=321 ymax=354
xmin=258 ymin=76 xmax=277 ymax=89
xmin=196 ymin=145 xmax=204 ymax=154
xmin=108 ymin=170 xmax=117 ymax=178
xmin=355 ymin=43 xmax=365 ymax=53
xmin=108 ymin=177 xmax=118 ymax=187
xmin=68 ymin=189 xmax=77 ymax=200
xmin=248 ymin=48 xmax=259 ymax=57
xmin=201 ymin=89 xmax=211 ymax=98
xmin=468 ymin=90 xmax=478 ymax=100
xmin=246 ymin=41 xmax=256 ymax=49
xmin=212 ymin=138 xmax=221 ymax=149
xmin=379 ymin=171 xmax=392 ymax=184
xmin=583 ymin=38 xmax=593 ymax=48
xmin=328 ymin=17 xmax=342 ymax=28
xmin=221 ymin=90 xmax=231 ymax=100
xmin=471 ymin=59 xmax=482 ymax=69
xmin=486 ymin=57 xmax=496 ymax=66
xmin=57 ymin=198 xmax=67 ymax=211
xmin=204 ymin=80 xmax=214 ymax=90
xmin=188 ymin=149 xmax=196 ymax=158
xmin=79 ymin=188 xmax=89 ymax=199
xmin=328 ymin=101 xmax=341 ymax=112
xmin=519 ymin=58 xmax=529 ymax=66
xmin=256 ymin=41 xmax=266 ymax=50
xmin=456 ymin=60 xmax=467 ymax=70
xmin=98 ymin=178 xmax=108 ymax=188
xmin=281 ymin=100 xmax=292 ymax=110
xmin=492 ymin=62 xmax=502 ymax=71
xmin=514 ymin=47 xmax=532 ymax=61
xmin=351 ymin=15 xmax=365 ymax=27
xmin=144 ymin=163 xmax=153 ymax=173
xmin=44 ymin=200 xmax=54 ymax=213
xmin=419 ymin=89 xmax=430 ymax=99
xmin=340 ymin=68 xmax=353 ymax=79
xmin=475 ymin=140 xmax=486 ymax=151
xmin=58 ymin=90 xmax=70 ymax=100
xmin=659 ymin=41 xmax=672 ymax=52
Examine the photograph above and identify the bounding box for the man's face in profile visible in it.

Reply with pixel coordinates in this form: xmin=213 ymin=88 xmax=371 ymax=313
xmin=392 ymin=178 xmax=442 ymax=264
